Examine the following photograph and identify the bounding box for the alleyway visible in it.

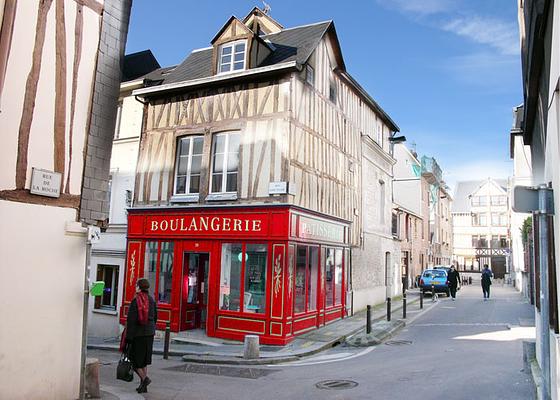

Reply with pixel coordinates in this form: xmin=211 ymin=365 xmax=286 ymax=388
xmin=93 ymin=285 xmax=535 ymax=399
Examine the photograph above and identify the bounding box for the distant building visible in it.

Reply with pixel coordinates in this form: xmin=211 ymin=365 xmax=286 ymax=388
xmin=88 ymin=50 xmax=166 ymax=338
xmin=0 ymin=1 xmax=131 ymax=398
xmin=422 ymin=156 xmax=453 ymax=267
xmin=509 ymin=104 xmax=532 ymax=298
xmin=393 ymin=144 xmax=430 ymax=288
xmin=452 ymin=179 xmax=511 ymax=278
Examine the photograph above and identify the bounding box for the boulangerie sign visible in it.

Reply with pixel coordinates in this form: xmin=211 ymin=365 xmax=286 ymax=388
xmin=145 ymin=213 xmax=268 ymax=236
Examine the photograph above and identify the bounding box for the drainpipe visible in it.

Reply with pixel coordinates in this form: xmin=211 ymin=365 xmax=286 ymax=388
xmin=535 ymin=184 xmax=553 ymax=400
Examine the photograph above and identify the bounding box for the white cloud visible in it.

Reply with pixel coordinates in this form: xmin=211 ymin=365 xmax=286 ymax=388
xmin=442 ymin=16 xmax=519 ymax=55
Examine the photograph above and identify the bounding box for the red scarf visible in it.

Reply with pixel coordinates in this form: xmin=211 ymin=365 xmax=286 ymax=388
xmin=136 ymin=291 xmax=149 ymax=326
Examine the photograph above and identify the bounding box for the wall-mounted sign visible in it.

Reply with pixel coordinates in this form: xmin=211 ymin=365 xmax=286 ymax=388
xmin=269 ymin=181 xmax=288 ymax=195
xmin=145 ymin=213 xmax=267 ymax=236
xmin=297 ymin=215 xmax=346 ymax=244
xmin=30 ymin=168 xmax=61 ymax=198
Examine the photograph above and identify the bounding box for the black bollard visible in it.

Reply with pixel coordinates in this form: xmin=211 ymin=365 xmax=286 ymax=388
xmin=366 ymin=305 xmax=372 ymax=334
xmin=386 ymin=297 xmax=391 ymax=322
xmin=163 ymin=321 xmax=171 ymax=360
xmin=420 ymin=289 xmax=424 ymax=309
xmin=403 ymin=291 xmax=407 ymax=319
xmin=431 ymin=285 xmax=436 ymax=300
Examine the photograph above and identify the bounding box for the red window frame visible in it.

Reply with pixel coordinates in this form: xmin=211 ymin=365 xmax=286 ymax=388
xmin=217 ymin=241 xmax=269 ymax=315
xmin=293 ymin=245 xmax=320 ymax=315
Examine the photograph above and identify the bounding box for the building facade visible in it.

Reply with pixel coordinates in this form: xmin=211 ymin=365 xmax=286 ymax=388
xmin=510 ymin=104 xmax=533 ymax=297
xmin=88 ymin=51 xmax=164 ymax=338
xmin=393 ymin=143 xmax=430 ymax=288
xmin=120 ymin=8 xmax=400 ymax=345
xmin=422 ymin=156 xmax=453 ymax=267
xmin=0 ymin=1 xmax=130 ymax=398
xmin=452 ymin=179 xmax=511 ymax=278
xmin=518 ymin=0 xmax=560 ymax=398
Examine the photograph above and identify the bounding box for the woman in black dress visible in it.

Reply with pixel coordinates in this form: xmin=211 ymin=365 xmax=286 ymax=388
xmin=126 ymin=278 xmax=157 ymax=393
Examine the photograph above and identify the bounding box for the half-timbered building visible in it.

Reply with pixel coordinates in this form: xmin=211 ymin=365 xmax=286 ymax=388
xmin=122 ymin=8 xmax=399 ymax=345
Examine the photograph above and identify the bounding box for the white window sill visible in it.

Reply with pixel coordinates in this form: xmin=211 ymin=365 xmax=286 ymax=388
xmin=206 ymin=192 xmax=238 ymax=201
xmin=93 ymin=308 xmax=118 ymax=316
xmin=170 ymin=194 xmax=200 ymax=203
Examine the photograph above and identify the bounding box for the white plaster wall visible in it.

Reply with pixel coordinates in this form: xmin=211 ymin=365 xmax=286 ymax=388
xmin=118 ymin=95 xmax=144 ymax=139
xmin=0 ymin=201 xmax=86 ymax=400
xmin=393 ymin=144 xmax=422 ymax=216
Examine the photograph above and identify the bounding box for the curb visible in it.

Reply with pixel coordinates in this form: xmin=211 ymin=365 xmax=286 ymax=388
xmin=88 ymin=295 xmax=426 ymax=365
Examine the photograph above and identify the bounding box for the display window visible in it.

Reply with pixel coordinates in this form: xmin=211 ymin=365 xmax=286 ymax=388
xmin=219 ymin=242 xmax=268 ymax=314
xmin=294 ymin=245 xmax=319 ymax=314
xmin=143 ymin=240 xmax=174 ymax=304
xmin=325 ymin=247 xmax=343 ymax=308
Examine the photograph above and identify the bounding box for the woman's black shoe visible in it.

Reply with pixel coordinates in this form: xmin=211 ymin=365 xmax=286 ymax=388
xmin=136 ymin=377 xmax=151 ymax=393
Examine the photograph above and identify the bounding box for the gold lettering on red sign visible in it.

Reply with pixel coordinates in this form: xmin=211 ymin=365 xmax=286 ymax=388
xmin=147 ymin=216 xmax=265 ymax=233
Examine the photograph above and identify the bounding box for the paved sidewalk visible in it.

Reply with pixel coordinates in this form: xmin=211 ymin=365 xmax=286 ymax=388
xmin=88 ymin=289 xmax=438 ymax=365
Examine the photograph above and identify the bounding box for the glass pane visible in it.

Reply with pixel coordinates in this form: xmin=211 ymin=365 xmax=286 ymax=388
xmin=187 ymin=254 xmax=199 ymax=304
xmin=189 ymin=175 xmax=200 ymax=194
xmin=144 ymin=242 xmax=158 ymax=297
xmin=234 ymin=52 xmax=244 ymax=62
xmin=176 ymin=176 xmax=186 ymax=194
xmin=178 ymin=156 xmax=188 ymax=175
xmin=325 ymin=248 xmax=335 ymax=307
xmin=226 ymin=154 xmax=238 ymax=172
xmin=221 ymin=54 xmax=231 ymax=64
xmin=221 ymin=46 xmax=232 ymax=55
xmin=226 ymin=173 xmax=237 ymax=192
xmin=234 ymin=42 xmax=245 ymax=52
xmin=213 ymin=154 xmax=224 ymax=173
xmin=192 ymin=137 xmax=204 ymax=154
xmin=102 ymin=267 xmax=113 ymax=307
xmin=211 ymin=174 xmax=223 ymax=193
xmin=294 ymin=246 xmax=307 ymax=313
xmin=214 ymin=135 xmax=226 ymax=154
xmin=190 ymin=155 xmax=202 ymax=175
xmin=159 ymin=242 xmax=174 ymax=304
xmin=179 ymin=137 xmax=190 ymax=156
xmin=233 ymin=62 xmax=244 ymax=70
xmin=219 ymin=243 xmax=242 ymax=311
xmin=307 ymin=247 xmax=318 ymax=311
xmin=335 ymin=249 xmax=343 ymax=305
xmin=228 ymin=133 xmax=240 ymax=151
xmin=220 ymin=63 xmax=231 ymax=73
xmin=244 ymin=244 xmax=267 ymax=314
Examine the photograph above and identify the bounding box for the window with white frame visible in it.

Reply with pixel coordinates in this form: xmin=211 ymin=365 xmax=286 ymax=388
xmin=210 ymin=132 xmax=240 ymax=193
xmin=174 ymin=135 xmax=204 ymax=195
xmin=305 ymin=64 xmax=314 ymax=86
xmin=94 ymin=265 xmax=119 ymax=310
xmin=218 ymin=40 xmax=246 ymax=74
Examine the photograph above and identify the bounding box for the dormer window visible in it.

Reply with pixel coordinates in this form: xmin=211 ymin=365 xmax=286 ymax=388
xmin=219 ymin=40 xmax=246 ymax=73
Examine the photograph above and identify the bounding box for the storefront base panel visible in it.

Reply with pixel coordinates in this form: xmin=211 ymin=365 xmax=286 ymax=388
xmin=213 ymin=329 xmax=293 ymax=346
xmin=324 ymin=307 xmax=344 ymax=324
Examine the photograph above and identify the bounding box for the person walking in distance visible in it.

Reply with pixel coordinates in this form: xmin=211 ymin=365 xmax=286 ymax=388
xmin=126 ymin=278 xmax=157 ymax=393
xmin=481 ymin=264 xmax=493 ymax=301
xmin=446 ymin=266 xmax=461 ymax=301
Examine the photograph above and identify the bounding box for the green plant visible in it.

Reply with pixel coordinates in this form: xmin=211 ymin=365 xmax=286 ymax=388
xmin=521 ymin=216 xmax=532 ymax=244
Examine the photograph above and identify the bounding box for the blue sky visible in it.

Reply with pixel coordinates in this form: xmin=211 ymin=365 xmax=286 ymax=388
xmin=126 ymin=0 xmax=521 ymax=188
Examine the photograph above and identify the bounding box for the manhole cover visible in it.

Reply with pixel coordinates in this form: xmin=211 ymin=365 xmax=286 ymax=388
xmin=315 ymin=380 xmax=359 ymax=390
xmin=385 ymin=340 xmax=412 ymax=346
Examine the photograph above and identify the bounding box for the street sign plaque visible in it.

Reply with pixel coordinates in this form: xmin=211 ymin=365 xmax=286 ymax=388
xmin=512 ymin=186 xmax=539 ymax=213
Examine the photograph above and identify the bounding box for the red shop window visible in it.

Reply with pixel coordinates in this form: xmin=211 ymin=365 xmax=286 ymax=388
xmin=294 ymin=245 xmax=319 ymax=314
xmin=325 ymin=247 xmax=343 ymax=307
xmin=219 ymin=243 xmax=268 ymax=314
xmin=143 ymin=241 xmax=174 ymax=304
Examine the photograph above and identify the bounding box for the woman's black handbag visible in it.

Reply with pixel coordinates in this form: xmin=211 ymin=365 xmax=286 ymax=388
xmin=116 ymin=353 xmax=134 ymax=382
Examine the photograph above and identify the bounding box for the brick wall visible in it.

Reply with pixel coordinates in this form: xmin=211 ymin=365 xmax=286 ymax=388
xmin=80 ymin=0 xmax=132 ymax=225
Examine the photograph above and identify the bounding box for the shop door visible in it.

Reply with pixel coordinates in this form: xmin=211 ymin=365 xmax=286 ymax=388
xmin=181 ymin=252 xmax=209 ymax=331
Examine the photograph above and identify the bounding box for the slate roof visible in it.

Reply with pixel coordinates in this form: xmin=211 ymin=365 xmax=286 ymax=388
xmin=451 ymin=179 xmax=509 ymax=213
xmin=163 ymin=21 xmax=331 ymax=85
xmin=122 ymin=50 xmax=161 ymax=82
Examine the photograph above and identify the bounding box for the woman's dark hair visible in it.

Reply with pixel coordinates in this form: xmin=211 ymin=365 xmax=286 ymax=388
xmin=137 ymin=278 xmax=150 ymax=292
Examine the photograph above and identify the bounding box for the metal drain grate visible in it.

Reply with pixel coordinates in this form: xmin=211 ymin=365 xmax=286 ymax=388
xmin=315 ymin=380 xmax=359 ymax=390
xmin=385 ymin=340 xmax=412 ymax=346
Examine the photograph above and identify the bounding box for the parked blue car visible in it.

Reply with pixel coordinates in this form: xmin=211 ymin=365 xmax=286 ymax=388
xmin=419 ymin=269 xmax=450 ymax=296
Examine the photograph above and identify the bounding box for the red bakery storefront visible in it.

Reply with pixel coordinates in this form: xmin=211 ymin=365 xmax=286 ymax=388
xmin=120 ymin=205 xmax=350 ymax=345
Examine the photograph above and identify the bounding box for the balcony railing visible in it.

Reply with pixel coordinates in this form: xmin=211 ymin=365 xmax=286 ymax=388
xmin=421 ymin=156 xmax=443 ymax=184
